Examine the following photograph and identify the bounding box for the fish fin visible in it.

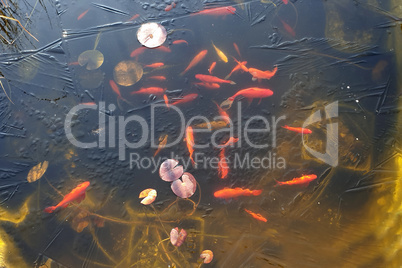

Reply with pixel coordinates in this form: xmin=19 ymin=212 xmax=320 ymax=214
xmin=274 ymin=180 xmax=281 ymax=187
xmin=258 ymin=98 xmax=262 ymax=105
xmin=224 ymin=74 xmax=230 ymax=80
xmin=230 ymin=81 xmax=236 ymax=85
xmin=44 ymin=206 xmax=56 ymax=213
xmin=62 ymin=203 xmax=69 ymax=208
xmin=252 ymin=77 xmax=257 ymax=82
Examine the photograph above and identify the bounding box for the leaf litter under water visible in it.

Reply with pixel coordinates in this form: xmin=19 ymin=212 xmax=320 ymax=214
xmin=27 ymin=161 xmax=48 ymax=183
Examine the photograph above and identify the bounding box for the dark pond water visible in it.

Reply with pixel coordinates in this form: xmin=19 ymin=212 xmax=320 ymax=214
xmin=0 ymin=0 xmax=401 ymax=267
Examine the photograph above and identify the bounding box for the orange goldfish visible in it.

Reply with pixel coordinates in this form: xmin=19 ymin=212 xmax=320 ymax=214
xmin=154 ymin=134 xmax=168 ymax=156
xmin=280 ymin=19 xmax=295 ymax=37
xmin=192 ymin=6 xmax=236 ymax=16
xmin=282 ymin=0 xmax=288 ymax=4
xmin=248 ymin=66 xmax=277 ymax=81
xmin=194 ymin=82 xmax=220 ymax=89
xmin=44 ymin=181 xmax=90 ymax=213
xmin=130 ymin=47 xmax=146 ymax=58
xmin=233 ymin=58 xmax=249 ymax=72
xmin=282 ymin=125 xmax=312 ymax=134
xmin=193 ymin=120 xmax=228 ymax=130
xmin=214 ymin=187 xmax=262 ymax=199
xmin=185 ymin=126 xmax=195 ymax=165
xmin=77 ymin=9 xmax=89 ymax=20
xmin=275 ymin=174 xmax=318 ymax=187
xmin=214 ymin=101 xmax=230 ymax=124
xmin=228 ymin=87 xmax=273 ymax=101
xmin=208 ymin=62 xmax=216 ymax=74
xmin=173 ymin=40 xmax=188 ymax=45
xmin=218 ymin=149 xmax=229 ymax=179
xmin=180 ymin=50 xmax=208 ymax=75
xmin=144 ymin=62 xmax=164 ymax=68
xmin=163 ymin=94 xmax=169 ymax=108
xmin=244 ymin=209 xmax=267 ymax=222
xmin=155 ymin=46 xmax=171 ymax=53
xmin=131 ymin=87 xmax=166 ymax=95
xmin=171 ymin=93 xmax=198 ymax=105
xmin=225 ymin=59 xmax=248 ymax=79
xmin=127 ymin=14 xmax=140 ymax=21
xmin=233 ymin=42 xmax=241 ymax=58
xmin=80 ymin=102 xmax=96 ymax=106
xmin=148 ymin=76 xmax=166 ymax=81
xmin=195 ymin=74 xmax=235 ymax=84
xmin=220 ymin=137 xmax=238 ymax=147
xmin=165 ymin=4 xmax=173 ymax=11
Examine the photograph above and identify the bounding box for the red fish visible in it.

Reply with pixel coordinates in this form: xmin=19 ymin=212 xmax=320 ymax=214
xmin=194 ymin=82 xmax=220 ymax=89
xmin=130 ymin=47 xmax=146 ymax=58
xmin=180 ymin=50 xmax=208 ymax=75
xmin=165 ymin=4 xmax=173 ymax=11
xmin=77 ymin=9 xmax=89 ymax=20
xmin=131 ymin=87 xmax=166 ymax=95
xmin=282 ymin=0 xmax=288 ymax=4
xmin=280 ymin=19 xmax=295 ymax=37
xmin=248 ymin=66 xmax=277 ymax=81
xmin=109 ymin=80 xmax=122 ymax=98
xmin=214 ymin=101 xmax=230 ymax=123
xmin=144 ymin=62 xmax=164 ymax=68
xmin=282 ymin=125 xmax=312 ymax=134
xmin=155 ymin=46 xmax=171 ymax=53
xmin=208 ymin=62 xmax=216 ymax=74
xmin=171 ymin=93 xmax=198 ymax=105
xmin=148 ymin=75 xmax=166 ymax=81
xmin=185 ymin=126 xmax=195 ymax=165
xmin=244 ymin=209 xmax=267 ymax=222
xmin=218 ymin=149 xmax=229 ymax=179
xmin=128 ymin=14 xmax=140 ymax=21
xmin=233 ymin=43 xmax=241 ymax=58
xmin=163 ymin=94 xmax=169 ymax=108
xmin=172 ymin=40 xmax=188 ymax=45
xmin=195 ymin=74 xmax=235 ymax=84
xmin=214 ymin=187 xmax=262 ymax=199
xmin=80 ymin=102 xmax=96 ymax=106
xmin=44 ymin=181 xmax=90 ymax=213
xmin=68 ymin=61 xmax=80 ymax=66
xmin=275 ymin=174 xmax=318 ymax=187
xmin=228 ymin=87 xmax=273 ymax=101
xmin=192 ymin=6 xmax=236 ymax=16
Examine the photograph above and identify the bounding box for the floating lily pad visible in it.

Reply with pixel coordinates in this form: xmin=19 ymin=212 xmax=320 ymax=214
xmin=113 ymin=60 xmax=143 ymax=86
xmin=137 ymin=22 xmax=167 ymax=48
xmin=78 ymin=50 xmax=104 ymax=70
xmin=200 ymin=250 xmax=213 ymax=264
xmin=170 ymin=227 xmax=187 ymax=247
xmin=171 ymin=172 xmax=196 ymax=198
xmin=139 ymin=188 xmax=157 ymax=205
xmin=159 ymin=159 xmax=184 ymax=182
xmin=78 ymin=69 xmax=104 ymax=89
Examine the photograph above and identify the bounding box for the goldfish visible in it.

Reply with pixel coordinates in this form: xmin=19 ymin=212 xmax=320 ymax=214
xmin=171 ymin=93 xmax=198 ymax=105
xmin=172 ymin=40 xmax=188 ymax=45
xmin=225 ymin=59 xmax=248 ymax=79
xmin=214 ymin=101 xmax=230 ymax=124
xmin=192 ymin=6 xmax=236 ymax=16
xmin=214 ymin=187 xmax=262 ymax=199
xmin=212 ymin=42 xmax=228 ymax=63
xmin=193 ymin=120 xmax=228 ymax=130
xmin=148 ymin=75 xmax=166 ymax=81
xmin=128 ymin=14 xmax=140 ymax=21
xmin=109 ymin=80 xmax=122 ymax=98
xmin=131 ymin=87 xmax=166 ymax=95
xmin=163 ymin=94 xmax=169 ymax=108
xmin=194 ymin=82 xmax=220 ymax=89
xmin=282 ymin=125 xmax=312 ymax=134
xmin=275 ymin=174 xmax=318 ymax=187
xmin=233 ymin=42 xmax=241 ymax=58
xmin=154 ymin=134 xmax=168 ymax=156
xmin=233 ymin=58 xmax=249 ymax=72
xmin=155 ymin=45 xmax=171 ymax=53
xmin=282 ymin=0 xmax=288 ymax=4
xmin=165 ymin=4 xmax=173 ymax=11
xmin=248 ymin=66 xmax=278 ymax=81
xmin=77 ymin=9 xmax=89 ymax=20
xmin=221 ymin=87 xmax=274 ymax=109
xmin=280 ymin=19 xmax=295 ymax=37
xmin=180 ymin=50 xmax=208 ymax=76
xmin=80 ymin=102 xmax=96 ymax=106
xmin=218 ymin=149 xmax=229 ymax=179
xmin=208 ymin=62 xmax=216 ymax=74
xmin=185 ymin=126 xmax=195 ymax=165
xmin=130 ymin=47 xmax=146 ymax=58
xmin=220 ymin=137 xmax=238 ymax=147
xmin=195 ymin=74 xmax=235 ymax=85
xmin=44 ymin=181 xmax=90 ymax=213
xmin=144 ymin=62 xmax=164 ymax=68
xmin=244 ymin=209 xmax=267 ymax=222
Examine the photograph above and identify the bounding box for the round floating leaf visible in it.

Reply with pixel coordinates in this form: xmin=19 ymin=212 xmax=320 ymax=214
xmin=78 ymin=50 xmax=104 ymax=70
xmin=78 ymin=69 xmax=104 ymax=89
xmin=137 ymin=22 xmax=167 ymax=48
xmin=170 ymin=227 xmax=187 ymax=247
xmin=159 ymin=159 xmax=184 ymax=182
xmin=171 ymin=172 xmax=196 ymax=198
xmin=113 ymin=60 xmax=143 ymax=86
xmin=200 ymin=250 xmax=213 ymax=264
xmin=27 ymin=161 xmax=49 ymax=183
xmin=139 ymin=188 xmax=157 ymax=205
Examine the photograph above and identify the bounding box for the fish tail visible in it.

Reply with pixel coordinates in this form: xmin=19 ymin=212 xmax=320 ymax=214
xmin=274 ymin=180 xmax=281 ymax=187
xmin=253 ymin=190 xmax=262 ymax=196
xmin=230 ymin=81 xmax=236 ymax=85
xmin=44 ymin=206 xmax=56 ymax=213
